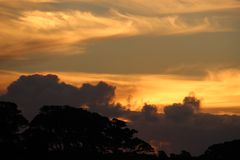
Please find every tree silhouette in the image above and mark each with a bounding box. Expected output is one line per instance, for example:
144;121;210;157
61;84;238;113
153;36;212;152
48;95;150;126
0;101;28;153
23;105;154;159
157;150;169;160
169;150;192;160
199;139;240;160
1;101;240;160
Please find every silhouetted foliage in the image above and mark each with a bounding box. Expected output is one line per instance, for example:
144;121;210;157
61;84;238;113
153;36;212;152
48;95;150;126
23;105;154;159
0;101;240;160
169;151;192;160
199;139;240;160
157;150;169;160
0;101;28;152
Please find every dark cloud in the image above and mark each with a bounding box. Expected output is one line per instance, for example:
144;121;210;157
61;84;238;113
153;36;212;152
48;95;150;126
140;104;159;121
1;74;240;155
164;96;200;121
129;100;240;155
164;103;194;121
0;74;115;119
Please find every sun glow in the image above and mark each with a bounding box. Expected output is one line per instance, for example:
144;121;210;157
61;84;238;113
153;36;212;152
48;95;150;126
1;69;240;114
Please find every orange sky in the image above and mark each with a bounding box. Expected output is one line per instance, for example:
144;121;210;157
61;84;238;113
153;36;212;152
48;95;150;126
1;69;240;115
0;0;240;115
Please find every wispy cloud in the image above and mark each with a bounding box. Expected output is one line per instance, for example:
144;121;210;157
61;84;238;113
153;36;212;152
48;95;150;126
0;0;238;59
102;0;240;15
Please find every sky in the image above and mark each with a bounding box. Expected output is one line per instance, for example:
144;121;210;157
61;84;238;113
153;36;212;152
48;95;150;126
0;0;240;111
1;0;240;154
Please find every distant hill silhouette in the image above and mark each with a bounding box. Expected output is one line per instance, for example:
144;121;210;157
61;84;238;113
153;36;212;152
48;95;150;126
0;101;239;160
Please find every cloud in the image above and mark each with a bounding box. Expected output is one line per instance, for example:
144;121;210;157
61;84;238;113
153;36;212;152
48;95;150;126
1;73;240;155
1;69;240;110
0;74;115;119
19;0;240;14
140;104;159;121
102;0;240;15
164;96;200;121
164;103;195;121
128;101;240;155
0;9;137;58
0;0;238;59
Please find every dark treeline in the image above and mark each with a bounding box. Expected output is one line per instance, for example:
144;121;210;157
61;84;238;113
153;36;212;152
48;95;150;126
0;101;240;160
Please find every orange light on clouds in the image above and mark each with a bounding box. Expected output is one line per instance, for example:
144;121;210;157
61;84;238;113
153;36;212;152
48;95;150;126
1;0;238;59
1;69;240;112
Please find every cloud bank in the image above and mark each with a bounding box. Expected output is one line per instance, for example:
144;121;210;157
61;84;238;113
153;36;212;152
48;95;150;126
0;74;115;118
1;74;240;155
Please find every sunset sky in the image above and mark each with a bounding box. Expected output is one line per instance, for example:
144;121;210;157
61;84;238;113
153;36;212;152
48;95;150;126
1;0;240;114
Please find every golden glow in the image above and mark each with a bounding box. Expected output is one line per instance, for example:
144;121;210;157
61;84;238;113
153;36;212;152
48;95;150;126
115;117;132;123
0;71;23;93
1;69;240;113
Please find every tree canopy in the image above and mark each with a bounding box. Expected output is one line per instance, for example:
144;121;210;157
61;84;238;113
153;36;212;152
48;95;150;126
0;102;28;152
24;105;154;155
